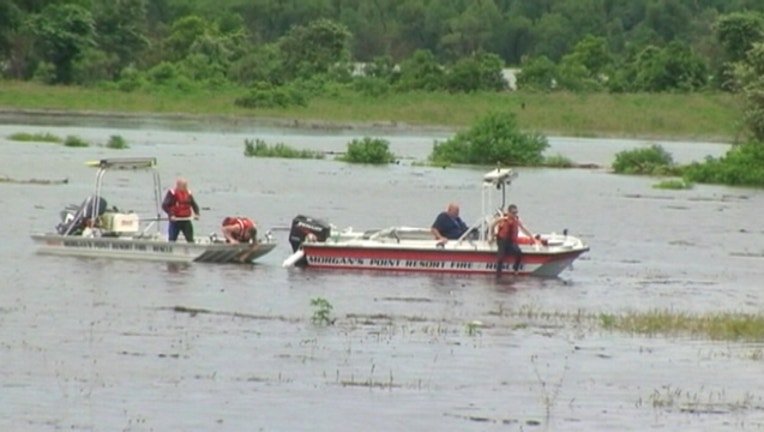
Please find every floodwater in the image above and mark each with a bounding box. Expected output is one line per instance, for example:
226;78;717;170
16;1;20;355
1;115;764;431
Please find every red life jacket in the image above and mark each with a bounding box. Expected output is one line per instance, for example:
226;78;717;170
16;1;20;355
497;217;519;241
169;189;193;218
223;217;256;239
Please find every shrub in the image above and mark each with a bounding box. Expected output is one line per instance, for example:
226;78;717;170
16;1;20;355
106;135;129;149
653;179;693;189
243;139;324;159
8;132;62;143
612;144;679;175
543;153;574;168
63;135;90;147
338;137;397;164
429;111;549;165
682;142;764;187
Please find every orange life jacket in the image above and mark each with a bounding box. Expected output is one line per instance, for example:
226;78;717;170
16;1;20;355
169;189;193;218
497;217;519;241
223;217;256;239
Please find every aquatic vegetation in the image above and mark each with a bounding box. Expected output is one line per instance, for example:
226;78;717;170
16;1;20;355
542;153;574;168
337;137;397;164
642;385;764;414
599;309;764;341
63;135;90;147
465;320;483;336
652;178;693;189
310;297;334;326
243;138;324;159
429;111;549;166
105;135;129;149
612;144;680;175
8;132;62;143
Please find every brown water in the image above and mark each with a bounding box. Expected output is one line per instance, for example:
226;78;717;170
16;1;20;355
1;117;764;431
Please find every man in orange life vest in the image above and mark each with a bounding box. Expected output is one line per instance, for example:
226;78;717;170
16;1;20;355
161;178;200;242
221;217;258;244
490;204;539;275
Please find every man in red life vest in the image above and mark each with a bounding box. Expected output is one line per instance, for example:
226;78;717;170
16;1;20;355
161;178;200;242
490;204;539;276
221;217;258;244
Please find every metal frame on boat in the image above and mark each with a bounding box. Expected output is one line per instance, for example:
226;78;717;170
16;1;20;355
283;168;589;277
30;157;276;264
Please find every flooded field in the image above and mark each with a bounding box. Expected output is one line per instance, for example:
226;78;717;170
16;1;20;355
1;116;763;431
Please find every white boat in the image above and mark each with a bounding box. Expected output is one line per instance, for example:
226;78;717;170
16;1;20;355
30;157;276;264
283;168;589;277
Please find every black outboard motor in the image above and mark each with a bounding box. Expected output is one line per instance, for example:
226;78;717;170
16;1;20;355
288;215;331;252
56;196;108;235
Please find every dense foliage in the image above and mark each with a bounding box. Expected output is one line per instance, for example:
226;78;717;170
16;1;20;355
683;142;764;186
339;137;397;164
429;111;548;166
3;0;764;185
243;139;324;159
1;0;763;94
611;144;678;175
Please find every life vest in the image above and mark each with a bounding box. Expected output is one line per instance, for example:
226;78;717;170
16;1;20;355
497;217;519;241
223;217;256;240
168;188;193;218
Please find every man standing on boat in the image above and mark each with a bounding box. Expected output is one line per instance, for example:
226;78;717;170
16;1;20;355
162;178;200;242
431;202;469;246
491;204;538;275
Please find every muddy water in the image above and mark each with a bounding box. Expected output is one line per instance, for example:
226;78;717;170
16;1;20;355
1;117;763;431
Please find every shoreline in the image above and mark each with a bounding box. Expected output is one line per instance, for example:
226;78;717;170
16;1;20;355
0;107;734;144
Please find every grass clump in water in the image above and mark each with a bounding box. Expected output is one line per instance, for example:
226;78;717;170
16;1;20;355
543;153;574;168
337;137;397;164
310;297;334;326
105;135;129;149
244;138;324;159
8;132;62;143
599;309;764;341
612;144;681;175
652;178;693;189
63;135;90;147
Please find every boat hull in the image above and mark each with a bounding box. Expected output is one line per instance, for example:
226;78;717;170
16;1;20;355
299;243;587;277
31;234;277;264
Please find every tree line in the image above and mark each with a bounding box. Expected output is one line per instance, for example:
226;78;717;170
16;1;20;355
1;0;764;141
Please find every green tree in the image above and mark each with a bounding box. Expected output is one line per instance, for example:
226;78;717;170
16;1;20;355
429;111;549;166
396;49;444;91
278;18;352;80
731;42;764;142
715;11;764;63
445;50;506;93
439;0;502;60
515;55;557;91
28;3;95;83
93;0;150;76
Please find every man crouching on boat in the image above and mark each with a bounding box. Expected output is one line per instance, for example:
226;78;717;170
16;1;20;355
221;216;258;244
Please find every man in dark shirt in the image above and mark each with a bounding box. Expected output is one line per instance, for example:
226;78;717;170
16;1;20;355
431;202;469;245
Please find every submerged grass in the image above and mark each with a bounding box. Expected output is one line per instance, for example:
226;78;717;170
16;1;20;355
509;305;764;341
8;132;63;143
599;310;764;341
0;81;741;141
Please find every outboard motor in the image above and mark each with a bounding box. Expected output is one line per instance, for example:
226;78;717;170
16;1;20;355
56;196;108;235
288;215;331;252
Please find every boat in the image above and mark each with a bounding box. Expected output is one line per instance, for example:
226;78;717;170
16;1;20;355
282;168;589;277
30;157;277;264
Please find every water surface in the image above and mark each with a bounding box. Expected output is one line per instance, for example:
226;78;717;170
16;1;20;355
1;117;762;431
